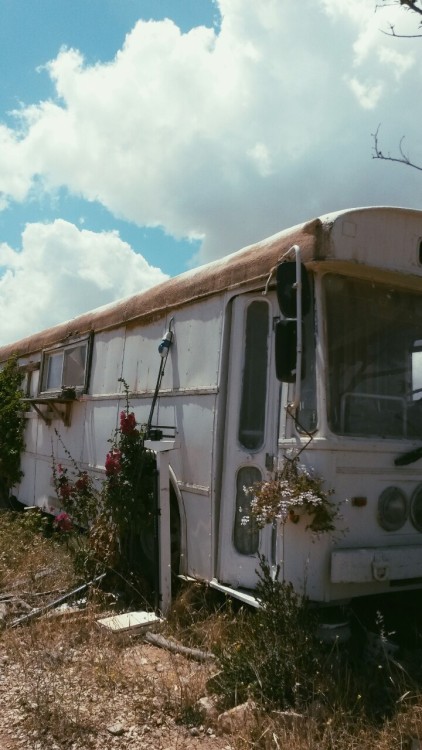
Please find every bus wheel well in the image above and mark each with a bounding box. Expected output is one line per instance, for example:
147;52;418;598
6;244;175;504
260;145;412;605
169;481;181;576
138;479;182;580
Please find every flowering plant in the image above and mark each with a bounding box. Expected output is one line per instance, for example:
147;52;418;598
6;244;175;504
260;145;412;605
245;459;338;534
52;458;97;529
51;379;156;574
102;379;156;539
105;449;121;476
53;511;73;532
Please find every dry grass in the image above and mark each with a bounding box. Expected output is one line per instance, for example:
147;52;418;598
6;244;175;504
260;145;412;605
0;511;226;748
1;598;224;748
1;510;422;750
0;510;77;600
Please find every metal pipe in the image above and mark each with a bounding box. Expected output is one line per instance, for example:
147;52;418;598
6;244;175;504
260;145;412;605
289;245;302;412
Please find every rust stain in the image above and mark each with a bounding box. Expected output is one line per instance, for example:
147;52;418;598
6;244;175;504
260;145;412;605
0;219;321;361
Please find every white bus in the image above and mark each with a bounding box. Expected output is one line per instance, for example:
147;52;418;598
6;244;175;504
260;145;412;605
1;206;422;607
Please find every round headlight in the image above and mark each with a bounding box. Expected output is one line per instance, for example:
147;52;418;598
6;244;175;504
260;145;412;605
410;484;422;533
378;486;408;531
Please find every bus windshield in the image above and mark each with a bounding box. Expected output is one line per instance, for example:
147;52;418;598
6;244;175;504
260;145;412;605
324;274;422;440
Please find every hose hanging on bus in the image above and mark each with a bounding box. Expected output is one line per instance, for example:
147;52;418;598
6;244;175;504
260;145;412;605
147;317;174;439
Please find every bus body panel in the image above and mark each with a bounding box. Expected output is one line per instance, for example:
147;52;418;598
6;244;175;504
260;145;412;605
1;206;422;603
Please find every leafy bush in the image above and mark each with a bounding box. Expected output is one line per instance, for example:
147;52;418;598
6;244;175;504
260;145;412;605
52;379;157;587
101;379;156;545
0;355;25;503
211;557;422;724
213;556;323;710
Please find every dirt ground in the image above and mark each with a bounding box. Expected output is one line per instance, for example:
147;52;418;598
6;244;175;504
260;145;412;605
0;610;235;750
0;514;242;750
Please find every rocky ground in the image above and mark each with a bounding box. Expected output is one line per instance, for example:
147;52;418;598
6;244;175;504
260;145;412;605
0;515;248;750
0;605;239;750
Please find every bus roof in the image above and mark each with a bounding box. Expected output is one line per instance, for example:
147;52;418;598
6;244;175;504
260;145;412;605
2;204;421;361
0;217;321;361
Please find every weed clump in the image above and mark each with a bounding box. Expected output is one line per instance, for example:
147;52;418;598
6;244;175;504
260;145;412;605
0;355;25;505
213;556;323;711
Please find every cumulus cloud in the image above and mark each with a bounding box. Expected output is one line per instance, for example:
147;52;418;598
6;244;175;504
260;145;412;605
0;220;168;345
348;78;384;110
0;0;421;281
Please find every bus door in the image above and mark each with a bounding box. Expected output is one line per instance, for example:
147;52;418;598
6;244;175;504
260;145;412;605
217;293;280;590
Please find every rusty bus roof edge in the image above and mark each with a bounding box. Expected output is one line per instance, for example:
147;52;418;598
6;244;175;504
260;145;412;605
0;217;322;361
4;203;422;363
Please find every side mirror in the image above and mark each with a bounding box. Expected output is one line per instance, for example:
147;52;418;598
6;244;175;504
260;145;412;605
276;261;311;318
275;320;306;382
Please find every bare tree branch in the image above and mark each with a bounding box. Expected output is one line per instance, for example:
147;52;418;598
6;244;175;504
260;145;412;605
377;0;422;11
372;125;422;171
372;2;422;172
380;24;422;36
376;0;422;25
399;0;422;18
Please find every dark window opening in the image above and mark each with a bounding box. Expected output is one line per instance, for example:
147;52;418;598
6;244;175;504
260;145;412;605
324;275;422;440
238;300;269;451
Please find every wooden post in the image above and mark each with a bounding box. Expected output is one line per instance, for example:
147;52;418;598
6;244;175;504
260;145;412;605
144;440;177;615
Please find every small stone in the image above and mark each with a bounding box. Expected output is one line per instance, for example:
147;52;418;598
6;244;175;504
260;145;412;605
217;700;256;735
107;723;126;736
190;727;200;736
197;696;219;723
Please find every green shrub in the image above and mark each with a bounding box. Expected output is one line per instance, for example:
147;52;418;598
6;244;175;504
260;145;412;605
52;379;157;592
0;356;25;502
213;556;323;710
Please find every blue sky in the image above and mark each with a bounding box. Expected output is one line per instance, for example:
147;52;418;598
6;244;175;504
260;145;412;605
0;0;421;345
0;0;219;276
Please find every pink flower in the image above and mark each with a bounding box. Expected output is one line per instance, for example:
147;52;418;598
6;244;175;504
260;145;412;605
75;473;89;491
59;483;72;500
105;449;121;476
54;512;73;532
120;411;137;435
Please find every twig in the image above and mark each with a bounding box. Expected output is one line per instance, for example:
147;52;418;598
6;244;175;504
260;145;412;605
144;631;215;662
372;124;422;171
9;572;106;628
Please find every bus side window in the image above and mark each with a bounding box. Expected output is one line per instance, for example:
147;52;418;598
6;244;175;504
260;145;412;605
411;343;422;399
238;300;269;450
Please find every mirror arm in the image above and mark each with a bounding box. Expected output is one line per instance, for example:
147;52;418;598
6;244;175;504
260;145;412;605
290;245;302;412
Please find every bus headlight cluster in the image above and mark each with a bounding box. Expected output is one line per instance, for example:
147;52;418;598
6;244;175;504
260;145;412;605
378;487;408;531
410;484;422;533
378;484;422;532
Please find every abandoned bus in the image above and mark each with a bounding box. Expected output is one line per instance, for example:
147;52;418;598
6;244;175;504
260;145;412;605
1;206;421;608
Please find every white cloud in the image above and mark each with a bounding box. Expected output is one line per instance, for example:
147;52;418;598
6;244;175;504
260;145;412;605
0;0;421;315
0;221;168;345
247;142;273;177
378;46;415;80
348;77;384;110
321;0;419;71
